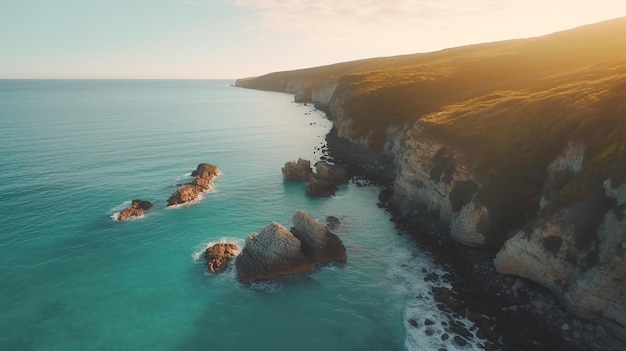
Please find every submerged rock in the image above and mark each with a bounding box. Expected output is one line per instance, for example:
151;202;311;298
116;199;153;220
291;210;346;263
282;158;313;181
235;222;314;282
167;163;219;206
203;243;240;273
326;216;341;230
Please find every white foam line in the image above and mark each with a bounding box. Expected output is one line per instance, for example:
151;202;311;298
384;245;484;351
109;200;131;213
191;237;244;262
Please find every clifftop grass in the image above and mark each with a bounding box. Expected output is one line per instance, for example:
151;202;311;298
237;17;626;241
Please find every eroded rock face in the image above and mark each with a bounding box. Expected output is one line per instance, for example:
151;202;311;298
495;190;626;327
116;199;153;220
203;243;240;273
493;144;626;333
315;161;349;184
168;163;219;206
282;158;313;181
305;162;349;197
391;125;487;246
306;174;337;197
291;210;346;263
235;222;314;282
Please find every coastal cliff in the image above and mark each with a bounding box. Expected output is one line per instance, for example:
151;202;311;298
236;17;626;343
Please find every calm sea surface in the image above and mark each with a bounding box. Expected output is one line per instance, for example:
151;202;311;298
0;80;479;351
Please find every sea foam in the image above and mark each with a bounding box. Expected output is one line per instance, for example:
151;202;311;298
390;246;483;351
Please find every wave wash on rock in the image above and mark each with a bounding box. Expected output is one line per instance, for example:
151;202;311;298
235;211;347;282
235;222;314;282
167;163;220;206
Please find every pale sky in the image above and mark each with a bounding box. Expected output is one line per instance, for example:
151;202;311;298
1;0;625;79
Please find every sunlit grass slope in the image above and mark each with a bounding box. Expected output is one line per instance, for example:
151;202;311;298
238;17;626;240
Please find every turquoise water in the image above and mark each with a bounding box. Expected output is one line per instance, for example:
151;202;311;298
0;80;478;351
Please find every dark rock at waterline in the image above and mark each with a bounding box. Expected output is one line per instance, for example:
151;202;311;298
449;320;473;339
203;243;240;273
432;287;466;312
167;163;219;206
116;199;153;220
235;222;314;282
314;161;349;185
326;216;340;230
454;336;468;347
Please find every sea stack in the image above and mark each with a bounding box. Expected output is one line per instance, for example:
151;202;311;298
235;210;347;282
116;199;153;220
282;158;313;181
167;163;220;206
203;243;240;273
235;222;314;282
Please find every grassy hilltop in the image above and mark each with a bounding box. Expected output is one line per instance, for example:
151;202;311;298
237;17;626;242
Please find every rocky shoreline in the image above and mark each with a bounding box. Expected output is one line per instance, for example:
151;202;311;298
323;127;624;351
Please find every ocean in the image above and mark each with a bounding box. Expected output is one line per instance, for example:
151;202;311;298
0;80;480;351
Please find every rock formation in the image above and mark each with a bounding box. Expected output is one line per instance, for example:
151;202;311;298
291;210;346;263
314;161;349;184
235;222;314;282
306;174;337;197
203;243;240;273
235;211;347;282
116;199;153;220
282;158;313;181
168;163;219;206
305;161;349;197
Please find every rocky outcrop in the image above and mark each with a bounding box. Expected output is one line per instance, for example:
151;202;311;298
235;211;347;282
282;158;313;181
305;161;349;197
235;222;314;282
168;163;220;206
291;210;347;263
116;199;153;220
203;243;240;273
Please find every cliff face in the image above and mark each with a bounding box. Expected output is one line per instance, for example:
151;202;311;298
390;124;487;246
494;175;626;326
236;17;626;337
